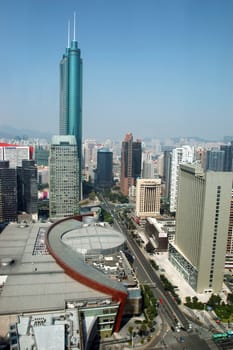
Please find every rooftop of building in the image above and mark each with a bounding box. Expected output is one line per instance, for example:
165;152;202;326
9;294;123;350
46;218;130;297
147;217;167;238
51;135;77;146
146;217;176;237
62;221;126;255
13;313;67;350
0;222;112;315
0;219;138;316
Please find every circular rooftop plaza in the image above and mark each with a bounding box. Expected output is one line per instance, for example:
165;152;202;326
62;222;126;256
46;216;128;332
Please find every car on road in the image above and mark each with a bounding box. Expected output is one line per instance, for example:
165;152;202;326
215;318;221;324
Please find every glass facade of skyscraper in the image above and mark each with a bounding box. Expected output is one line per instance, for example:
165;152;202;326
60;37;82;200
95;148;113;190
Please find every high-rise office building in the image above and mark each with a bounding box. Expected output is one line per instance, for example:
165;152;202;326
83;139;97;169
204;144;233;172
95;148;113;190
169;145;194;213
0;161;17;222
220;143;233;171
59;17;82;200
49;136;79;219
169;164;232;293
163;148;172;200
205;149;225;171
135;178;161;220
34;146;49;166
157;153;164;178
120;133;142;196
195;147;206;170
37;167;49;186
142;152;155;179
17;160;38;221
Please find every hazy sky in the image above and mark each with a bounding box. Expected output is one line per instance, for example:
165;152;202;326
0;0;233;141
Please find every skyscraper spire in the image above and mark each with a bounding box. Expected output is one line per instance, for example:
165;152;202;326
73;12;76;41
60;12;83;201
67;20;70;48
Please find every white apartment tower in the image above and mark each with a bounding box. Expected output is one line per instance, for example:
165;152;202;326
169;163;232;293
136;178;161;220
83;139;97;169
0;145;30;168
142;152;155;179
169;145;194;212
49;136;79;219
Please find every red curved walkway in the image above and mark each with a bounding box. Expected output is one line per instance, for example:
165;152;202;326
45;215;128;331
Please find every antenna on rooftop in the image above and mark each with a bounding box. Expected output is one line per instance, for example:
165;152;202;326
73;12;76;41
67;20;70;48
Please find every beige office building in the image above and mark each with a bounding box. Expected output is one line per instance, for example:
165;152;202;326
135;178;161;220
169;163;232;293
225;191;233;269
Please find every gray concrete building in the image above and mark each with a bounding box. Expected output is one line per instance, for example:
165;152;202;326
169;163;232;293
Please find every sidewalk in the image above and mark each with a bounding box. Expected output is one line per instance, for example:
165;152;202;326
136;229;223;304
136;230;203;302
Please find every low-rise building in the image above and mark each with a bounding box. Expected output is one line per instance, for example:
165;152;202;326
0;216;142;349
145;217;169;251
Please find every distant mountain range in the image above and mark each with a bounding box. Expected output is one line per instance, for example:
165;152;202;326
0;125;228;144
0;125;53;140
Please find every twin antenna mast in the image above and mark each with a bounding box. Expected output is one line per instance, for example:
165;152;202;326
67;12;76;48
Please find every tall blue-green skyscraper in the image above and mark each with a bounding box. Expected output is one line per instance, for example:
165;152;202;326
60;16;82;200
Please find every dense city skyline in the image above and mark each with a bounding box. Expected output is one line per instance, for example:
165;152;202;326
0;0;233;141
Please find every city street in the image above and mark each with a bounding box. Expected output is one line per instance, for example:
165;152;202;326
100;196;221;349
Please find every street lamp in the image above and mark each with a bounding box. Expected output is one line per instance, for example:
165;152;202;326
131;331;134;348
